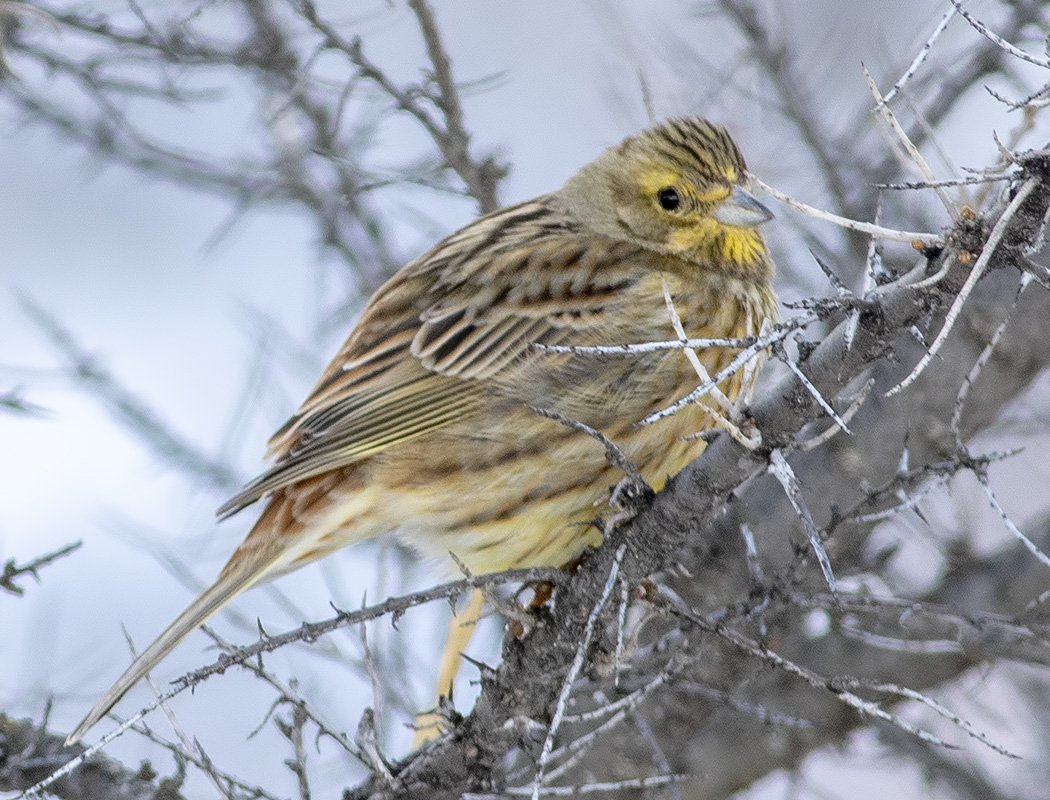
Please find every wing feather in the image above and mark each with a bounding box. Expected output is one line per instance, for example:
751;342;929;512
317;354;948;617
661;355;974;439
218;197;653;517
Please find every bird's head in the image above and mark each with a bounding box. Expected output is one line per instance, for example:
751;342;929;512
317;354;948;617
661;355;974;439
559;117;774;277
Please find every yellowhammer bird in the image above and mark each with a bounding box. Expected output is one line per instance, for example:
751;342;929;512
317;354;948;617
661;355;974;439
67;117;777;745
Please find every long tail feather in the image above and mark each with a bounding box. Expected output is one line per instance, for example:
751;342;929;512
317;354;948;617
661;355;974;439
67;470;374;746
65;552;278;745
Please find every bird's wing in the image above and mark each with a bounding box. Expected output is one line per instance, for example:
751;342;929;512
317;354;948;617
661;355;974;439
218;199;649;517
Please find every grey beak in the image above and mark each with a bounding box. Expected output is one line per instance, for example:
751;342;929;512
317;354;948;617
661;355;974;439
713;185;774;227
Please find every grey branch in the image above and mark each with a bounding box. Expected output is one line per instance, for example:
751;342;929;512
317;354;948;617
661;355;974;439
343;150;1050;799
0;541;81;597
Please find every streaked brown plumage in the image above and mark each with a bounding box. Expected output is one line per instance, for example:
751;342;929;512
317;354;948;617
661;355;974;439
67;117;777;745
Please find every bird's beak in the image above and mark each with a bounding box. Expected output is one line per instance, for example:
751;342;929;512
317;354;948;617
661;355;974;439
713;185;774;227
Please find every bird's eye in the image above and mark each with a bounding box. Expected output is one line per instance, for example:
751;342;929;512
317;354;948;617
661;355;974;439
657;187;680;210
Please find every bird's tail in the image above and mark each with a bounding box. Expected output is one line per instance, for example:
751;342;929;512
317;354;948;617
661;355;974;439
65;526;287;745
66;469;378;746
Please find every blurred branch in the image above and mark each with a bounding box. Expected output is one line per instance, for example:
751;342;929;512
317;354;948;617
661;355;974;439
0;386;47;417
716;0;850;211
4;0;508;293
297;0;506;215
0;713;188;800
0;541;81;597
4;0;512;496
406;0;504;214
128;717;285;800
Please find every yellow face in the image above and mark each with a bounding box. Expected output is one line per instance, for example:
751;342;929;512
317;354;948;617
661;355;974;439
604;119;771;273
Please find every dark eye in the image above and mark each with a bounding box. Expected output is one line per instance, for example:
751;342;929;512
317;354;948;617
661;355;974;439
657;187;680;210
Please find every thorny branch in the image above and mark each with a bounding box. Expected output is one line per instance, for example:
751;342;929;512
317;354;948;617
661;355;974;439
174;568;562;692
723;0;1049;271
339;149;1050;799
18;568;564;798
0;541;82;597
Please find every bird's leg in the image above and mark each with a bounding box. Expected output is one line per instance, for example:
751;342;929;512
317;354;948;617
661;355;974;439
412;587;485;747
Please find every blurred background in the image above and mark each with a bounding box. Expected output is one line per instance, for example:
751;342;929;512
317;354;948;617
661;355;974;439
3;1;1050;798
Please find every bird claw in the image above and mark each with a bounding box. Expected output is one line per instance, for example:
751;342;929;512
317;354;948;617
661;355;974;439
605;474;655;531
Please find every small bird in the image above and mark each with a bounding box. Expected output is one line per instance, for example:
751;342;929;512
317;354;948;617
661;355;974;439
67;117;777;745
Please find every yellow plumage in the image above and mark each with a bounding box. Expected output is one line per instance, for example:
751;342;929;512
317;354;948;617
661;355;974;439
67;117;778;745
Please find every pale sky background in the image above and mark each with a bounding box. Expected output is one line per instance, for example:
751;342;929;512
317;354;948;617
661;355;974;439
3;1;1048;798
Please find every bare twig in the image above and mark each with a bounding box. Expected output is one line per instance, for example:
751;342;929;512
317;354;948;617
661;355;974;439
176;568;561;687
535;335;759;355
277;698;312;800
752;176;942;244
776;345;852;434
864;63;960;221
948;0;1050;69
952;273;1033;445
880;6;957;106
643;309;821;425
768;449;836;593
468;774;689;798
831;677;1015;757
978;474;1050;572
298;0;504;214
129;721;283;800
875;174;1012;190
532;408;646;487
888;175;1040;395
201;626;366;761
1;541;81;597
659;593;958;750
535;664;681;784
531;544;626;800
406;0;502;213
